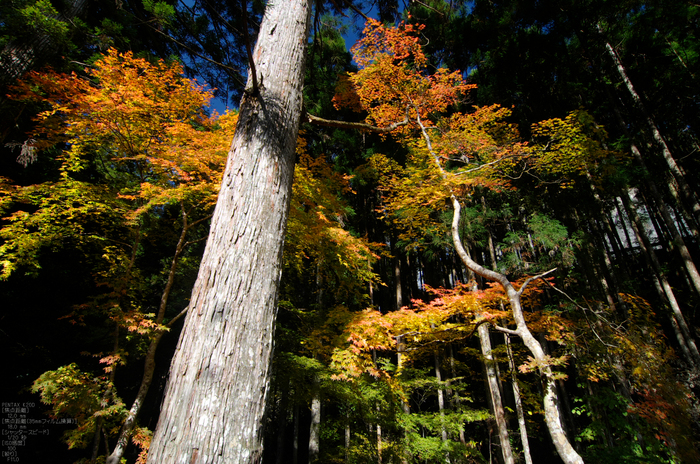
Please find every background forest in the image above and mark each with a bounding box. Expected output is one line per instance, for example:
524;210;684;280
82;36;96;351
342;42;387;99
1;0;699;463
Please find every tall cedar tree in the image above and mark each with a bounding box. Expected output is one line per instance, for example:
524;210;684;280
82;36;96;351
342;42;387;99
146;1;312;462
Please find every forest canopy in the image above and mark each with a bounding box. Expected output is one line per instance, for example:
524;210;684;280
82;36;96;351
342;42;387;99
1;1;699;463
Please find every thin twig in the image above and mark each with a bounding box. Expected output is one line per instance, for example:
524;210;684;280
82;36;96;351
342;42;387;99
517;267;557;297
149;25;246;87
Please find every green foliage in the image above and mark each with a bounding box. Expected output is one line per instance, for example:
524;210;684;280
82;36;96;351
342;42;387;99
0;179;128;280
499;212;580;275
573;387;675;463
142;0;175;27
19;0;70;44
283;138;381;308
32;364;126;450
0;0;69;49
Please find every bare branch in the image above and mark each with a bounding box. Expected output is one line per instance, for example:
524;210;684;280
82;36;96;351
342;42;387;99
306;112;409;133
538;277;588;311
166;305;189;328
184;236;209;248
411;0;446;16
492;325;520;336
185;213;215;230
340;0;370;21
149;25;246;87
517;268;557;297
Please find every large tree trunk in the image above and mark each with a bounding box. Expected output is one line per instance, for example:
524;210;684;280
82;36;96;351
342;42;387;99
146;1;311;463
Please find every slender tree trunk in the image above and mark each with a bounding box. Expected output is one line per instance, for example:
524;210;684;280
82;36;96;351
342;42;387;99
619;193;700;366
585;214;619;311
479;324;515;464
394;241;404;310
397;335;411;464
293;403;300;464
600;28;700;226
107;206;201;464
376;414;382;464
585;187;630;313
447;344;466;445
505;334;533;464
308;380;321;463
275;379;289;464
481;220;520;463
90;418;102;464
433;349;449;443
146;2;311;462
345;421;351;463
614;199;635;251
414;114;584;464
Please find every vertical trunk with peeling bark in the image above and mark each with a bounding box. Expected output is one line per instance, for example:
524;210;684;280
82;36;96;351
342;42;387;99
146;2;311;463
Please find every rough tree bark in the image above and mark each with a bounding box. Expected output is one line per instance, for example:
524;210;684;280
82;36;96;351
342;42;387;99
146;1;312;462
